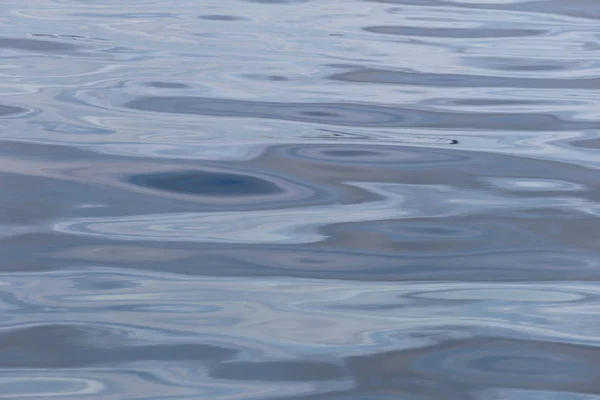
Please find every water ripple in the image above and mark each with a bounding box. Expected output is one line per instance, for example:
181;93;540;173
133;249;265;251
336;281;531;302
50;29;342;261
0;104;28;117
0;270;598;397
330;67;600;90
123;95;600;131
0;0;599;398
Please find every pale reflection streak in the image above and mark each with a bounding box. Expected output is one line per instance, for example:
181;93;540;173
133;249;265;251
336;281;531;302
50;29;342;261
3;269;600;350
0;270;598;398
53;181;600;244
0;377;104;398
0;368;221;400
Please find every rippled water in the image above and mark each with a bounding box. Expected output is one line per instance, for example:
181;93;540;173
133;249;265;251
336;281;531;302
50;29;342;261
1;0;599;398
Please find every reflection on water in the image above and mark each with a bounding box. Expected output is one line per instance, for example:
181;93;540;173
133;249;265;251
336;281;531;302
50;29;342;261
0;0;599;399
123;95;600;131
1;271;600;398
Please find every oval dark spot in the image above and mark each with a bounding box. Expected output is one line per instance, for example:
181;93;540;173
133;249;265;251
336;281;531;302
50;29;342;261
264;75;288;81
198;15;246;21
144;81;189;89
469;57;576;73
329;67;600;90
242;74;289;81
75;278;137;291
0;104;27;117
129;171;282;197
364;26;543;39
0;38;76;52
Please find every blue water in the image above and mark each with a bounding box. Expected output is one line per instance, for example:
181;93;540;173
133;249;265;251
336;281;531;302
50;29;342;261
0;0;600;398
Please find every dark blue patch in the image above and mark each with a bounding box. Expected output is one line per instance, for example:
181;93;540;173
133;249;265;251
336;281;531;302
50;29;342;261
129;170;282;196
198;15;247;21
0;38;76;52
0;104;27;117
144;81;189;88
211;361;346;381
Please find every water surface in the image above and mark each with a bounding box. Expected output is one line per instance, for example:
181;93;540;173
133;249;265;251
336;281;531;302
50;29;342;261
0;0;599;399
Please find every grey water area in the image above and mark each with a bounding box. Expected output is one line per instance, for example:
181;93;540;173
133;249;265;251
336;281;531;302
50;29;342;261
0;0;599;399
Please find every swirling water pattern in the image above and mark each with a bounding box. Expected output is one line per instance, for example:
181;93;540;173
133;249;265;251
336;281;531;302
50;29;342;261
0;0;599;399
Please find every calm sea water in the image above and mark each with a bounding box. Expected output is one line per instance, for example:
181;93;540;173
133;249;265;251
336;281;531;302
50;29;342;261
0;0;599;398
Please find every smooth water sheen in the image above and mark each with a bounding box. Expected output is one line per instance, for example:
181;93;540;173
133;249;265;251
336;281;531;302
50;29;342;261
0;0;599;399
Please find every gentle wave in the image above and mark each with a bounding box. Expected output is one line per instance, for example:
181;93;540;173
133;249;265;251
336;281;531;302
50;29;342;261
0;0;599;398
0;269;599;398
